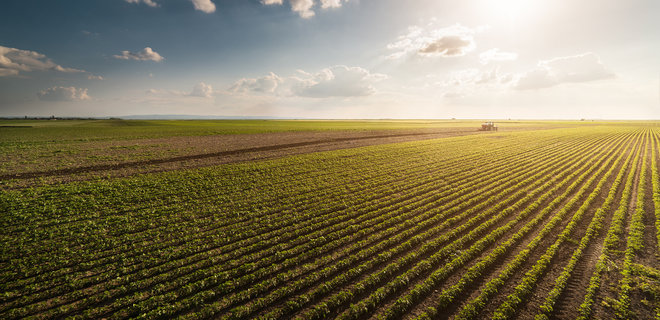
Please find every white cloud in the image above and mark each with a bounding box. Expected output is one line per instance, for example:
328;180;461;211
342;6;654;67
419;36;474;57
146;82;215;98
320;0;346;9
230;66;386;98
0;45;85;76
291;65;387;98
0;68;17;77
230;72;283;94
126;0;215;12
190;0;215;13
475;68;513;85
261;0;347;18
387;23;479;59
125;0;159;7
514;53;615;90
514;68;557;91
113;47;164;62
189;82;214;98
37;87;91;101
420;67;514;99
88;75;104;80
289;0;315;18
479;48;518;64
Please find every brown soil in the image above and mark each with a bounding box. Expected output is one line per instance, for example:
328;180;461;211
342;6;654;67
1;128;484;189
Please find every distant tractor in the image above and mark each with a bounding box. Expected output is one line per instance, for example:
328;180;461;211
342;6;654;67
480;121;498;131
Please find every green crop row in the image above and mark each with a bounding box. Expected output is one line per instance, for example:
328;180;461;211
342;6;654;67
533;130;642;319
453;131;642;320
489;131;636;320
614;131;650;319
136;133;583;320
575;132;646;320
348;131;629;320
3;125;655;320
2;129;548;286
414;131;637;320
2;132;570;318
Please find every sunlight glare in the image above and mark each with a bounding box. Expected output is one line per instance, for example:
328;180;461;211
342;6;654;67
480;0;543;25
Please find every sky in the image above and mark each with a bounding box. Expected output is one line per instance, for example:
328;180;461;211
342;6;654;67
1;0;659;119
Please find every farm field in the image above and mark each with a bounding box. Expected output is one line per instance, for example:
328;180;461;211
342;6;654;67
1;120;659;319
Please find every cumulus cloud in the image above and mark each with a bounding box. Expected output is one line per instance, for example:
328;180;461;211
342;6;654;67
37;87;91;101
479;48;518;64
289;0;315;18
146;82;215;98
476;68;513;85
0;68;17;77
320;0;346;9
126;0;216;13
291;65;387;98
0;45;85;76
189;82;214;98
422;67;513;99
125;0;158;7
261;0;347;18
387;23;479;59
514;53;615;90
113;47;164;62
230;72;283;94
441;68;511;87
419;36;474;57
230;66;386;98
190;0;215;13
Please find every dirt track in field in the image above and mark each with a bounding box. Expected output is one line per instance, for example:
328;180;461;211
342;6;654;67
1;127;491;189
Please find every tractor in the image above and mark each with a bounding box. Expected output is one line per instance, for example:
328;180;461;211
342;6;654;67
480;121;498;131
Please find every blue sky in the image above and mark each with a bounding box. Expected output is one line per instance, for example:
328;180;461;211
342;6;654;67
1;0;659;118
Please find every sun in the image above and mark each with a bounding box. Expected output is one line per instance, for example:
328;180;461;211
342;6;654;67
479;0;545;25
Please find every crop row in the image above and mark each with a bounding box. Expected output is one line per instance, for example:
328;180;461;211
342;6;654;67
342;131;632;320
1;130;584;318
450;130;643;320
233;130;630;320
3;126;654;320
614;131;649;319
111;129;599;320
414;130;641;320
533;130;644;319
575;132;646;319
2;130;561;283
489;131;637;319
